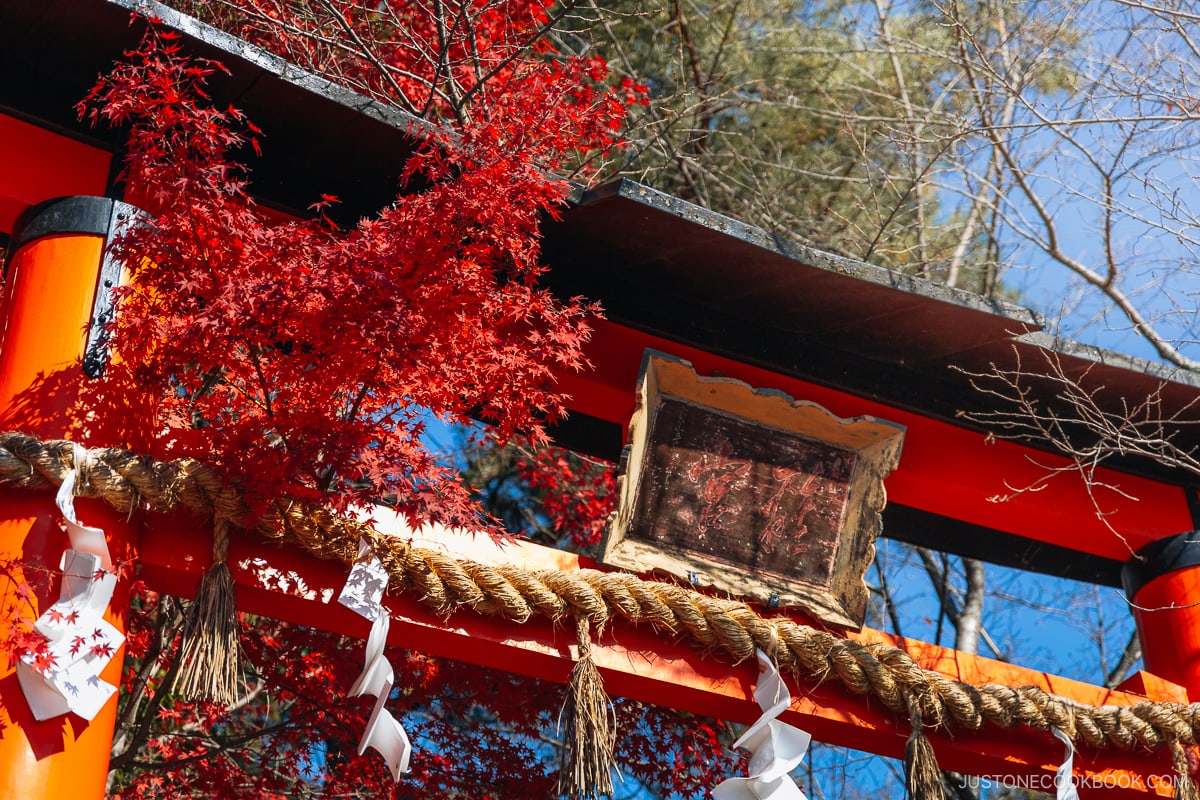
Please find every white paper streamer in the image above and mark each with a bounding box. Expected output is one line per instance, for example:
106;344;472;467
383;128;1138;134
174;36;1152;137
20;549;125;722
18;451;123;721
1053;728;1080;800
712;649;812;800
55;444;111;570
338;539;388;621
350;613;394;698
17;547;123;720
338;538;411;781
359;685;412;781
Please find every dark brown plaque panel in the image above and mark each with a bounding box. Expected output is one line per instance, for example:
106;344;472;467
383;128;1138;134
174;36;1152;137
601;352;905;628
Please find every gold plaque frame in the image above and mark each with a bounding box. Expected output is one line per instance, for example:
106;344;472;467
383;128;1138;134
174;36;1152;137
600;352;906;629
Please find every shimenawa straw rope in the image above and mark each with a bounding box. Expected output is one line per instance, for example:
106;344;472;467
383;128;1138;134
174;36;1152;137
3;431;1199;779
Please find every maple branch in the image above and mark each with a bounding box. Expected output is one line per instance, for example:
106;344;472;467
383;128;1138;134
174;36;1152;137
210;0;450;110
313;0;421;115
118;712;327;772
111;598;184;754
108;639;187;771
427;0;468;124
313;371;379;495
158;679;267;739
187;368;223;426
343;371;375;425
246;342;275;418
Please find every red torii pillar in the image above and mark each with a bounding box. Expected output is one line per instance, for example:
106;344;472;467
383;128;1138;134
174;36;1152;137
0;197;144;799
1125;531;1200;697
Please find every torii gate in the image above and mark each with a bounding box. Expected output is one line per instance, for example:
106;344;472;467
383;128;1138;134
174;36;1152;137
2;205;1197;797
4;2;1200;798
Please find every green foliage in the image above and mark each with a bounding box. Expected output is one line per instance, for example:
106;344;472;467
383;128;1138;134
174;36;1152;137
581;0;1077;294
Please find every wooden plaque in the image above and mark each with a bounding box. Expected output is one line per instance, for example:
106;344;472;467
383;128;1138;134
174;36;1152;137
600;352;905;628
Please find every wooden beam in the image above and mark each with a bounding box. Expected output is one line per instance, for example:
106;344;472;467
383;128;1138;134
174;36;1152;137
0;115;112;234
137;508;1187;798
558;320;1195;562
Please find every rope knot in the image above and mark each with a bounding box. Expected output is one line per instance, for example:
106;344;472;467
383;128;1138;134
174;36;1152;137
71;442;93;496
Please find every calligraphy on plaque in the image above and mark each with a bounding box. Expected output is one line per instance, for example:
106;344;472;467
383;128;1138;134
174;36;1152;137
601;352;906;629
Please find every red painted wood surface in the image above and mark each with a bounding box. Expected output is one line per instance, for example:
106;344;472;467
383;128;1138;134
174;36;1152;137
0;231;143;800
1133;567;1200;696
138;511;1189;797
0;115;111;234
557;320;1195;561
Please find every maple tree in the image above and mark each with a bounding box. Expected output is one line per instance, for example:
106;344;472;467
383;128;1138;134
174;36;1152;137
0;2;741;797
77;21;619;523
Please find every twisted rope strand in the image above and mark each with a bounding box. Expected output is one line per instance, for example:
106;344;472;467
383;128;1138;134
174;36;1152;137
3;431;1196;754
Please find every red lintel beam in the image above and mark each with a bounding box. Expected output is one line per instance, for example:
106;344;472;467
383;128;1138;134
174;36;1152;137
557;320;1194;562
136;509;1185;797
0;114;112;234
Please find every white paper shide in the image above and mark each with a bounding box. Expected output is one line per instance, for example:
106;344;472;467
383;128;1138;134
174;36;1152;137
712;649;813;800
17;452;124;721
337;539;412;781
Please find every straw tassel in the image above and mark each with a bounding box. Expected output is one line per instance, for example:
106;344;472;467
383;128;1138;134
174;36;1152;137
173;518;241;705
1171;741;1199;800
557;616;617;800
904;696;946;800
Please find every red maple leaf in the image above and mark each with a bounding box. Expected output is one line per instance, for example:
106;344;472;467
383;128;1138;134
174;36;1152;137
32;650;58;673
